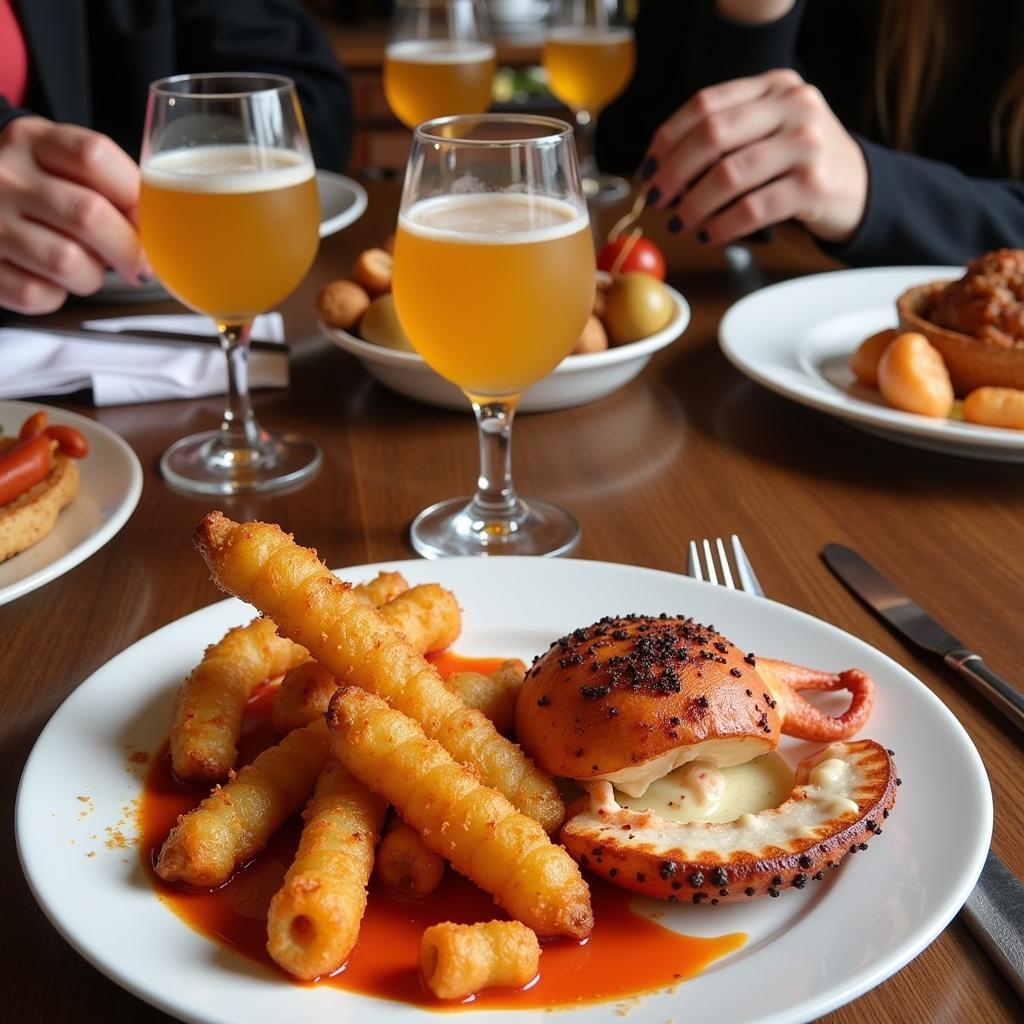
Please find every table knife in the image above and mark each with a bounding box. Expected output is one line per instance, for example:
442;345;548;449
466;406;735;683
822;542;1024;997
821;542;1024;734
12;324;284;353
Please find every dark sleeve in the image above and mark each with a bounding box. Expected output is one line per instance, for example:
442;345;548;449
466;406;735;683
174;0;352;171
596;0;806;174
0;98;31;137
825;137;1024;266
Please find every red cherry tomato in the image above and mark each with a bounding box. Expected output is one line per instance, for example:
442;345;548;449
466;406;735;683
597;236;666;281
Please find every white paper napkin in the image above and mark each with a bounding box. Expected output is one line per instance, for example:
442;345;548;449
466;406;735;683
0;313;288;407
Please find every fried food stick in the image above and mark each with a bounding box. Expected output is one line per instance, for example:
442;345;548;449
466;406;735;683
270;582;463;735
170;617;308;783
327;686;592;939
351;570;409;607
193;513;564;833
444;659;526;736
155;723;329;888
375;815;446;895
420;921;540;1000
266;760;387;980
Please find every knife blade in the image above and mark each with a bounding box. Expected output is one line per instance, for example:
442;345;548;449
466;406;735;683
14;325;284;353
821;543;1024;734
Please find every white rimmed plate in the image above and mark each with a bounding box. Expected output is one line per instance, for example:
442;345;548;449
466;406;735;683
719;265;1024;462
321;282;690;413
90;171;367;303
0;400;142;605
17;557;989;1024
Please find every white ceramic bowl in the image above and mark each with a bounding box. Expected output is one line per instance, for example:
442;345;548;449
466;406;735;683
320;280;689;413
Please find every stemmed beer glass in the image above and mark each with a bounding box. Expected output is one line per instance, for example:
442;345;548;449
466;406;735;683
392;115;595;558
543;0;636;203
384;0;496;130
140;74;321;494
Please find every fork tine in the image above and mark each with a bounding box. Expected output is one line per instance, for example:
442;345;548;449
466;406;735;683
701;539;719;585
687;540;702;581
731;535;765;597
715;537;735;589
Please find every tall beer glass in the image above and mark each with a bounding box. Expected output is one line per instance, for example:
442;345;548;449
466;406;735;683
392;115;595;558
140;74;321;494
384;0;495;130
544;0;636;203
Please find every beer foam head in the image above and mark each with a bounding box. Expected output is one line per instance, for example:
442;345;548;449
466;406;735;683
142;145;313;192
547;26;634;44
386;39;496;63
400;193;589;244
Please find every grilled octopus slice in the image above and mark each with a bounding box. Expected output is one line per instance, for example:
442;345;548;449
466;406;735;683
561;739;898;904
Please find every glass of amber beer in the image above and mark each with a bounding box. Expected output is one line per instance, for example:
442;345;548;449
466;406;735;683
392;114;595;558
544;0;636;203
140;74;321;494
384;0;496;130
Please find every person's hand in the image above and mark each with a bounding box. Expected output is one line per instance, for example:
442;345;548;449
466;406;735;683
642;69;868;247
0;116;148;314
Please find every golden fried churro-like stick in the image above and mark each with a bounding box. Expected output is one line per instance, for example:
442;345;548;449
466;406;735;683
272;660;339;735
377;583;461;655
266;760;387;980
420;920;540;1000
351;570;409;607
327;686;592;939
193;513;564;833
156;723;329;888
444;659;526;736
375;815;446;895
170;618;308;783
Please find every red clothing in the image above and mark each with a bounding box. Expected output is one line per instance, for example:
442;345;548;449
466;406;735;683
0;0;28;107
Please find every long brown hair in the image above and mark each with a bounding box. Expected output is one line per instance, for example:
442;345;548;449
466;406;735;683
875;0;1024;177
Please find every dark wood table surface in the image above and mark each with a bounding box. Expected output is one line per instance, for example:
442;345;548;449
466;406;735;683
2;179;1021;1024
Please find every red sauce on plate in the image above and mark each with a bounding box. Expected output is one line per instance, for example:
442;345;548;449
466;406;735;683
141;655;745;1009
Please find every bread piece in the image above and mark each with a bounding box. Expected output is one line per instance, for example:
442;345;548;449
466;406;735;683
0;438;79;562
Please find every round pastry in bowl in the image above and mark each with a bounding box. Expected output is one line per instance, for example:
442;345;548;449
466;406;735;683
897;249;1024;395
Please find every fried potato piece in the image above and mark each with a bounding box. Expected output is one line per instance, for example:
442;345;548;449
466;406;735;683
420;920;540;1000
266;760;387;980
327;686;592;939
193;513;564;833
444;659;526;736
375;815;446;895
170;618;308;784
272;660;339;735
351;570;409;607
155;723;329;888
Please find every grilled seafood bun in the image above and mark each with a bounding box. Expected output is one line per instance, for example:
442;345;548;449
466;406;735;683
515;615;780;797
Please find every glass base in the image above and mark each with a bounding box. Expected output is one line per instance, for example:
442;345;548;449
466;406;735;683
160;429;321;495
582;171;631;204
410;496;580;559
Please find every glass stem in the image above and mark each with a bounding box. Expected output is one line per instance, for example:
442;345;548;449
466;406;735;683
575;109;598;180
212;322;270;465
468;397;523;528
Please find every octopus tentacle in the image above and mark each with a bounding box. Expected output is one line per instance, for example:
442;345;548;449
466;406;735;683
759;659;875;742
560;739;897;904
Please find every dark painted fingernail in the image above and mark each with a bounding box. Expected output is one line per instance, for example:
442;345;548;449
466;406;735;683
639;156;658;181
645;186;661;206
667;215;683;235
697;229;710;244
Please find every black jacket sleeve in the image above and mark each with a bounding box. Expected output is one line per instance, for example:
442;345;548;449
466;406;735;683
173;0;352;171
827;136;1024;266
0;98;30;138
596;0;805;174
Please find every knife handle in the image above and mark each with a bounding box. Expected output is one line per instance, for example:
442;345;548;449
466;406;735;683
960;851;1024;999
945;651;1024;734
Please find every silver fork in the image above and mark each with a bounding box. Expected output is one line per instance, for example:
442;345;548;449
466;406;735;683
686;533;1024;998
686;535;764;597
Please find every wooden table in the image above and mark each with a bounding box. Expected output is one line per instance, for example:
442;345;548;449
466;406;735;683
2;179;1022;1024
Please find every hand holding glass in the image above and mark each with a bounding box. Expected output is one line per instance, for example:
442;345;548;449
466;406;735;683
392;115;595;558
140;74;320;494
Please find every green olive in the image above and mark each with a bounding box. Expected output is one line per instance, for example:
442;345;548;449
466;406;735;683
359;294;415;352
603;273;674;345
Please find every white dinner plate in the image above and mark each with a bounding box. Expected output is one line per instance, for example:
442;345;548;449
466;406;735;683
17;556;990;1023
90;171;368;303
321;281;690;413
719;265;1024;462
0;400;142;605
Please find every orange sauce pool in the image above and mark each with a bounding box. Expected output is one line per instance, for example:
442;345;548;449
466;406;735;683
142;655;746;1009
